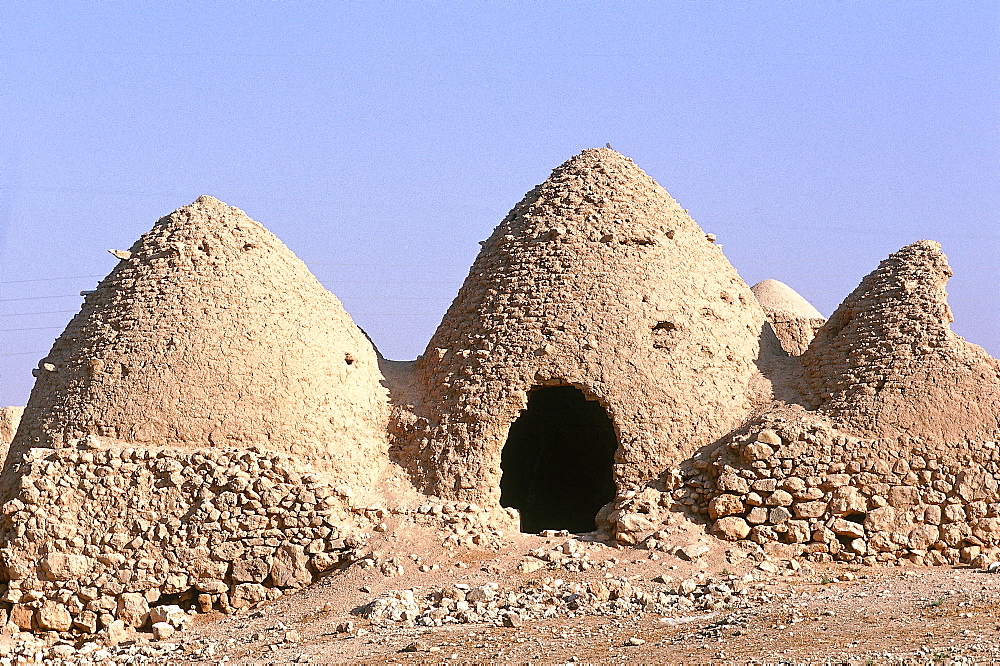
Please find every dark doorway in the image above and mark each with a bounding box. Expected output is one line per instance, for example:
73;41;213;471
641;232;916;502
500;386;618;533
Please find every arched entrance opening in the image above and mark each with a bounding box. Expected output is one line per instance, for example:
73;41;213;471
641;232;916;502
500;386;618;533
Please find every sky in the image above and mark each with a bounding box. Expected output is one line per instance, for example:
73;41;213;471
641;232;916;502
1;1;997;406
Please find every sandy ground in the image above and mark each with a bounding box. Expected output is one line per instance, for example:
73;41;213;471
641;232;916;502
154;523;1000;665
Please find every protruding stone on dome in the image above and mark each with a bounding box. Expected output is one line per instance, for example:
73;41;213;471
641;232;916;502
751;279;825;356
8;196;388;485
0;406;22;468
394;148;767;508
800;240;1000;440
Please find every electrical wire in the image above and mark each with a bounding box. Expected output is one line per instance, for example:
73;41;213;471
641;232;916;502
0;294;81;302
0;311;77;317
0;275;103;284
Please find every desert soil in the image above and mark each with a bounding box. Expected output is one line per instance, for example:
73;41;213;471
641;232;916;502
155;529;1000;665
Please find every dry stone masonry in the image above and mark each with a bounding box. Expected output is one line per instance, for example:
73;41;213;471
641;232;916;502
692;408;1000;567
0;437;376;633
0;148;998;641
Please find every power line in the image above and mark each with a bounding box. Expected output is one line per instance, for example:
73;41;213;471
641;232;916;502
352;313;440;316
0;313;443;331
337;297;452;301
0;294;81;302
0;326;65;332
317;280;458;284
1;350;49;357
0;310;77;317
0;275;103;285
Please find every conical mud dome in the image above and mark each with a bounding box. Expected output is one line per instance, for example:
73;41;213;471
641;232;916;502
9;196;388;483
397;148;766;504
751;279;825;356
800;240;1000;440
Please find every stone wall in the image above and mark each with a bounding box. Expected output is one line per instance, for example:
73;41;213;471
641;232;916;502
690;409;1000;566
0;438;372;633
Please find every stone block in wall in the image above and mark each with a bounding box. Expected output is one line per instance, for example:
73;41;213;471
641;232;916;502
786;520;811;543
939;523;971;547
793;500;827;519
828;486;867;516
888;486;921;507
972;517;1000;541
270;545;311;588
232;558;269;583
707;494;744;519
711;517;750;540
907;524;941;550
10;605;33;631
830;518;865;539
956;467;999;502
116;594;149;629
40;553;94;581
230;583;268;609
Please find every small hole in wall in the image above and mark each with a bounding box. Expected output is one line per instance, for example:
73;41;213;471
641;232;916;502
344;353;355;365
844;512;867;524
651;321;677;349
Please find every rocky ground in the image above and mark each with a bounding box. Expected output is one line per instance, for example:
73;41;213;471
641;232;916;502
2;516;1000;665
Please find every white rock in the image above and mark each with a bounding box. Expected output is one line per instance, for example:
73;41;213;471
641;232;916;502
151;622;175;640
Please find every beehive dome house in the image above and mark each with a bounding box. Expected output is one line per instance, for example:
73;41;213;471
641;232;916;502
800;240;1000;441
7;196;389;488
394;148;768;532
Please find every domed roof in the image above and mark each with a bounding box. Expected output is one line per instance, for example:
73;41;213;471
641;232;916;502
800;240;1000;440
752;279;823;320
751;279;825;356
9;196;388;483
398;148;767;499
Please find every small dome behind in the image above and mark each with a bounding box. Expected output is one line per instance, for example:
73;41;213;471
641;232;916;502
751;279;823;320
751;279;825;356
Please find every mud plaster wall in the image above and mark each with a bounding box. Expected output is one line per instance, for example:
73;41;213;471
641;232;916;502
766;317;825;357
0;440;370;633
687;411;1000;566
8;196;389;492
393;148;767;503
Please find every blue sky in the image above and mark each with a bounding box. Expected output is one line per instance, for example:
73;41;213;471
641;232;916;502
1;1;997;405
